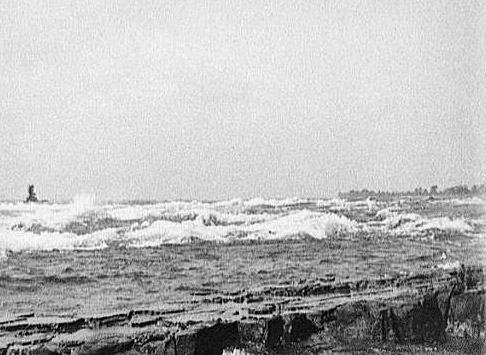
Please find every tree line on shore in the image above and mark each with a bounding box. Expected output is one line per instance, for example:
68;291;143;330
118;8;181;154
338;184;486;200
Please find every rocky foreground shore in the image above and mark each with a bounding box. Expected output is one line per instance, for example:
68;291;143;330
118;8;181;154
1;264;484;355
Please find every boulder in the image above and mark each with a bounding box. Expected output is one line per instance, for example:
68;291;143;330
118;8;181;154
282;313;318;342
330;301;382;343
194;322;238;355
238;318;266;344
449;289;485;338
175;321;238;355
264;316;284;348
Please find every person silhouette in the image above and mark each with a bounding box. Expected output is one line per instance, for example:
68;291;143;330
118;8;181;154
25;185;39;202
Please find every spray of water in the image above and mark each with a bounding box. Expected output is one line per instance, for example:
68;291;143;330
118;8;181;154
70;194;97;214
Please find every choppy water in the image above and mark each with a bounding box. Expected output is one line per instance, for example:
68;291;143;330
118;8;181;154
1;195;485;254
0;195;485;316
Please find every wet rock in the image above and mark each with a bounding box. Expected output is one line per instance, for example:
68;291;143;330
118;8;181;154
85;313;131;328
175;326;200;355
0;314;34;326
140;339;174;355
0;265;484;354
0;318;84;334
450;289;485;324
331;301;382;343
5;345;59;355
194;321;238;355
139;340;164;354
412;291;448;342
72;337;133;355
238;318;266;345
5;346;22;355
175;321;240;355
449;289;486;338
305;308;337;330
282;313;318;342
380;302;411;342
132;329;170;348
27;344;61;355
264;316;284;348
115;350;143;355
8;334;53;348
299;331;339;353
130;316;164;328
237;316;285;349
247;303;276;316
244;294;263;304
377;289;457;343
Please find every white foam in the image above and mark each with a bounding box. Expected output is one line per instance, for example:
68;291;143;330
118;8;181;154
71;194;97;213
375;207;403;219
417;217;473;233
0;228;117;252
375;213;474;236
5;203;102;233
436;261;461;270
245;210;357;240
0;249;8;261
122;210;357;248
0;196;482;252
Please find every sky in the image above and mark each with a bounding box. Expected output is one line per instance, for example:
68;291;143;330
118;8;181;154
1;0;485;201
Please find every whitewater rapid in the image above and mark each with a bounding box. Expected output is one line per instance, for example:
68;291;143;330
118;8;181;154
0;195;484;253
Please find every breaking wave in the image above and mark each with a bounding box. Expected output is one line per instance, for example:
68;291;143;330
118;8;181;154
0;196;483;252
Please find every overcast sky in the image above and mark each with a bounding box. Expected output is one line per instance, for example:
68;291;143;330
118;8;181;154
1;0;485;201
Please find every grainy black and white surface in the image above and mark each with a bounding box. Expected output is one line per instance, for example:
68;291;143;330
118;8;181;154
1;1;485;354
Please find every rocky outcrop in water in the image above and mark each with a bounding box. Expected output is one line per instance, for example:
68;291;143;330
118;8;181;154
25;185;38;203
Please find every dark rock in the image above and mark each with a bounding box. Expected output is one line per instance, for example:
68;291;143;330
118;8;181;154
175;328;198;355
194;321;238;355
238;318;266;344
55;318;86;334
331;301;382;343
449;289;486;338
411;291;448;342
245;295;263;304
282;313;318;342
264;316;284;348
305;308;337;330
298;331;339;352
25;185;39;203
383;290;455;343
450;290;485;324
140;338;174;355
85;313;131;328
72;337;133;355
133;329;169;348
28;344;61;355
384;301;416;342
115;350;143;355
174;321;239;355
0;317;85;334
247;303;276;316
465;266;484;290
130;316;164;328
